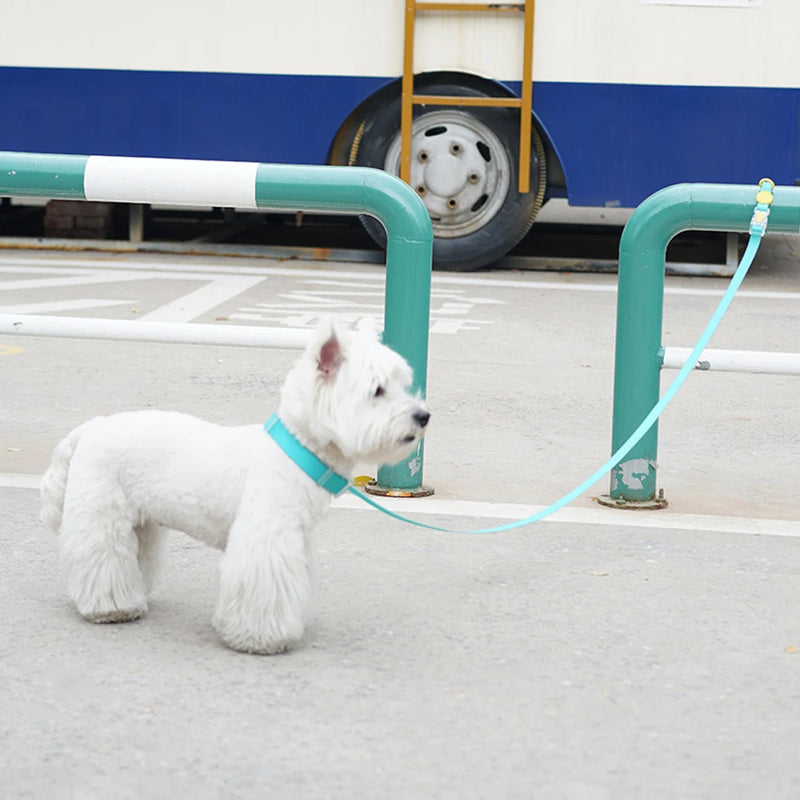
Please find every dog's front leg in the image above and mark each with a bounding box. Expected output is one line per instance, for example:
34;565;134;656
212;498;311;655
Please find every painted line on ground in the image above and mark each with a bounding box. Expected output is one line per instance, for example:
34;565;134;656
0;298;137;314
3;472;797;538
3;255;799;301
2;473;40;489
138;275;264;323
0;271;150;291
0;261;266;324
333;494;800;538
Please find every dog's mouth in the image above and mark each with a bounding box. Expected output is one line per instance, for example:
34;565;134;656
399;410;429;445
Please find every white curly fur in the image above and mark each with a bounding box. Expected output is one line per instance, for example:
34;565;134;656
41;318;429;654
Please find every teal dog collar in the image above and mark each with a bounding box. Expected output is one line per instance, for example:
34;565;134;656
264;414;349;496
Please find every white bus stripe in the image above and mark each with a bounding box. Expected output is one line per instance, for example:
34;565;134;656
1;1;795;88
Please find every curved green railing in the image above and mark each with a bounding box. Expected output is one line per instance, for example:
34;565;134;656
609;182;800;504
0;151;433;492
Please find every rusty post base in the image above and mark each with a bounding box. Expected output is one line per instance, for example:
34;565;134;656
596;489;668;510
364;481;435;498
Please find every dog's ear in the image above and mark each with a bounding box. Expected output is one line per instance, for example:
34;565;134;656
311;318;345;379
317;332;343;378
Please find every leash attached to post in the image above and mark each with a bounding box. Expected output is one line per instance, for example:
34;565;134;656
344;178;776;534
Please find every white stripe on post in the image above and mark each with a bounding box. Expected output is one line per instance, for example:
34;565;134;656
83;156;259;208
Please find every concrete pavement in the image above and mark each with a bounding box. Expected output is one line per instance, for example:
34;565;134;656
1;243;798;798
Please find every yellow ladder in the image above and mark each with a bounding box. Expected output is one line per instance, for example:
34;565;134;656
400;1;535;193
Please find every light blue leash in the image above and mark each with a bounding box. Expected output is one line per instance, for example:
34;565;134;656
269;180;774;534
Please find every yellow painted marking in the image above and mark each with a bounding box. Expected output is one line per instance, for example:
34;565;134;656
0;345;24;357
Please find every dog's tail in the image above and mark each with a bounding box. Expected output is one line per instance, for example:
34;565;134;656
41;423;87;533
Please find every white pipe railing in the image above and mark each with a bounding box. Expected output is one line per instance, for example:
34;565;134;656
0;314;311;349
662;347;800;375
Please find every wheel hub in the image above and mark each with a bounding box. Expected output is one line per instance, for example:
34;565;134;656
384;110;511;238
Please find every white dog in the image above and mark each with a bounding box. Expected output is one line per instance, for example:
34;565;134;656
41;318;429;654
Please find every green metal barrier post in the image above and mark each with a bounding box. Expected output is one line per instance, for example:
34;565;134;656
607;182;800;506
0;151;433;493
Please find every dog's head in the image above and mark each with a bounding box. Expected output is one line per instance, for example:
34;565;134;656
279;318;429;469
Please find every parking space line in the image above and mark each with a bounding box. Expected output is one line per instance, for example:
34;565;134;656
138;275;265;322
0;272;146;291
1;473;40;489
0;298;136;314
332;494;800;538
3;472;797;538
3;253;798;300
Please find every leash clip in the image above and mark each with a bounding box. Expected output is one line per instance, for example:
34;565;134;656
750;178;775;237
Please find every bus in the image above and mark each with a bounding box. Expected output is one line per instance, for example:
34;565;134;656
1;0;798;270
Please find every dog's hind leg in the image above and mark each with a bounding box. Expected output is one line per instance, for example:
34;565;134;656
59;477;148;623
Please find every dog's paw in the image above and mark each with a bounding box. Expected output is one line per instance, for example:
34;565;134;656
221;634;294;656
212;605;304;655
71;584;148;624
84;605;147;624
213;617;302;655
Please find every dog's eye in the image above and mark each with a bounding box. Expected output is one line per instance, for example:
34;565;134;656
373;385;386;398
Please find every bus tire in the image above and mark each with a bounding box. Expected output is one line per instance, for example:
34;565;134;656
352;80;546;271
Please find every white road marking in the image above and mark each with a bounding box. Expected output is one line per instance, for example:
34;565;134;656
433;275;800;301
1;473;40;489
332;494;800;538
2;253;795;340
0;260;265;324
0;298;137;314
2;254;798;301
224;278;503;333
0;272;146;291
138;275;265;322
3;471;797;538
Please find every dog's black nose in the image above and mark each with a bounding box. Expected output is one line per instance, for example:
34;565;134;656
414;410;430;428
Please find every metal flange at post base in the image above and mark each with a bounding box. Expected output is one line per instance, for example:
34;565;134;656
364;481;435;498
596;488;668;510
